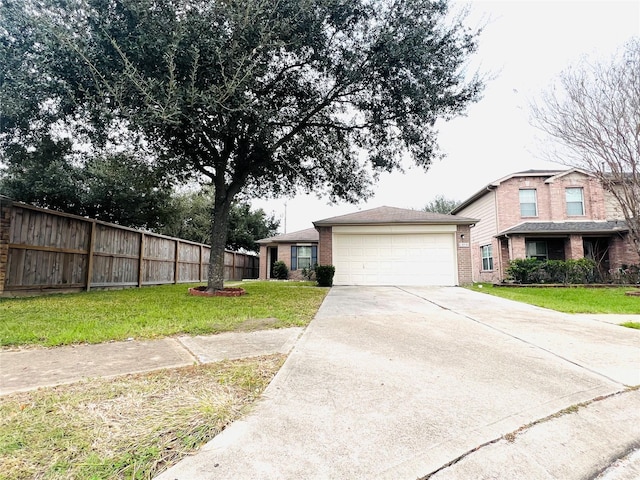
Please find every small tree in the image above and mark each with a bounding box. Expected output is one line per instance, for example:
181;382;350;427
423;195;461;214
531;38;640;258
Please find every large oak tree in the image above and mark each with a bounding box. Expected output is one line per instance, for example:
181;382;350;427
1;0;483;291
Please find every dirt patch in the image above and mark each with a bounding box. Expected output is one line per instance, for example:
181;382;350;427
237;317;280;332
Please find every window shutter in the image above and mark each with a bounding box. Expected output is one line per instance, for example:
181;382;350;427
291;246;297;270
311;246;318;266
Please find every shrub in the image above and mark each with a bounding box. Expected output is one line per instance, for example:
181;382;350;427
607;264;640;284
506;258;599;284
505;258;542;283
315;265;335;287
272;261;289;280
301;264;316;281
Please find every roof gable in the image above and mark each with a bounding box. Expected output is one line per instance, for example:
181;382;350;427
257;228;319;244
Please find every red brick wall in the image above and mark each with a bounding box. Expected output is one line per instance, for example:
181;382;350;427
609;234;640;269
456;224;473;284
496;173;607;232
566;234;584;259
317;226;333;265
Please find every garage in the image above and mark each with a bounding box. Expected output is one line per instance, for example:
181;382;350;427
313;206;478;286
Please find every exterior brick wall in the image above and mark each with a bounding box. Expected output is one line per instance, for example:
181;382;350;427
0;198;11;294
566;234;584;259
495;173;608;232
472;238;502;284
258;245;268;280
317;226;333;265
456;224;473;284
609;234;640;270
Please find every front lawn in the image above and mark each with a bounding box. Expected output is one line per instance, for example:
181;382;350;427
0;281;329;347
0;355;284;480
467;284;640;314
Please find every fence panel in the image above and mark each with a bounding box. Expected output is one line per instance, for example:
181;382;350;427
1;198;259;297
5;204;91;291
91;224;141;287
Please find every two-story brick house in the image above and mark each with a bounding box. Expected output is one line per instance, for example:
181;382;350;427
452;169;638;283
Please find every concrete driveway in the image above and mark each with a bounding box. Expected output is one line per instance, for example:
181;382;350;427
157;286;640;480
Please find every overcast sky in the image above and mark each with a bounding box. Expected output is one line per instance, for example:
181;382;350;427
252;0;640;234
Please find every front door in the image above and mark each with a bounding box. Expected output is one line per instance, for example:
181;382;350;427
269;247;278;279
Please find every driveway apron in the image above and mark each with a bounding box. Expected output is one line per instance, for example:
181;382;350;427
156;286;640;480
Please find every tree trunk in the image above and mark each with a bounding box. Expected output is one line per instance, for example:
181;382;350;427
207;196;233;292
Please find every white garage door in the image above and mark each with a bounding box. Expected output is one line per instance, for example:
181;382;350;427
333;233;457;286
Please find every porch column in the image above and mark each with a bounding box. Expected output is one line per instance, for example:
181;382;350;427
566;234;584;260
510;235;526;259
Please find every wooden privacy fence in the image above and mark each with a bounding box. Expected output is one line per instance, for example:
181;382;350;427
0;197;259;297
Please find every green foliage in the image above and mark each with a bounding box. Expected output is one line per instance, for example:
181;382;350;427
272;261;289;280
505;258;542;284
0;137;178;230
161;187;279;250
1;0;483;290
607;264;640;284
301;265;317;281
315;265;335;287
423;195;461;214
506;258;599;284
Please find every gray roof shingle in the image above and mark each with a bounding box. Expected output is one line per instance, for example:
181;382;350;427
498;221;628;236
313;206;478;226
256;228;319;244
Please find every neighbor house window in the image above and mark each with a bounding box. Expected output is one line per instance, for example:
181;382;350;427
481;244;493;271
566;187;585;216
519;189;537;217
291;245;317;270
526;240;548;261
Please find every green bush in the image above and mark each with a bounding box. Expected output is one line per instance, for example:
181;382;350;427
506;258;599;284
272;261;289;280
301;264;316;281
505;258;541;283
315;265;335;287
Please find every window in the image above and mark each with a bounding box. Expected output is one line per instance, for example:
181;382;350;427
526;240;548;261
566;187;585;216
291;245;317;270
519;189;537;217
481;244;493;271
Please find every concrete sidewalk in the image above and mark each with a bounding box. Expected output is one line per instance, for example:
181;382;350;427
156;286;640;480
0;327;304;395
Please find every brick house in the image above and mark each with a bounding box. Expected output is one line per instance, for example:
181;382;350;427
451;169;639;283
258;206;477;285
257;228;319;281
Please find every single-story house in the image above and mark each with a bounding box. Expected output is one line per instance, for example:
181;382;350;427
257;206;478;286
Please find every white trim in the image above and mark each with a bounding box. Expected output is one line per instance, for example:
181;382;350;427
332;224;457;234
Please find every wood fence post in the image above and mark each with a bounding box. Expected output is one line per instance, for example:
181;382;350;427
138;232;145;287
174;240;180;284
0;197;12;295
199;245;203;282
85;221;96;291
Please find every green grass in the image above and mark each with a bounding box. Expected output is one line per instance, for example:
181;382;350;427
467;283;640;314
0;281;328;347
622;322;640;329
0;355;284;480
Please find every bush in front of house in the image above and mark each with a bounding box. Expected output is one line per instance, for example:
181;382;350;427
315;265;335;287
272;261;289;280
301;264;316;281
506;258;599;284
607;264;640;284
